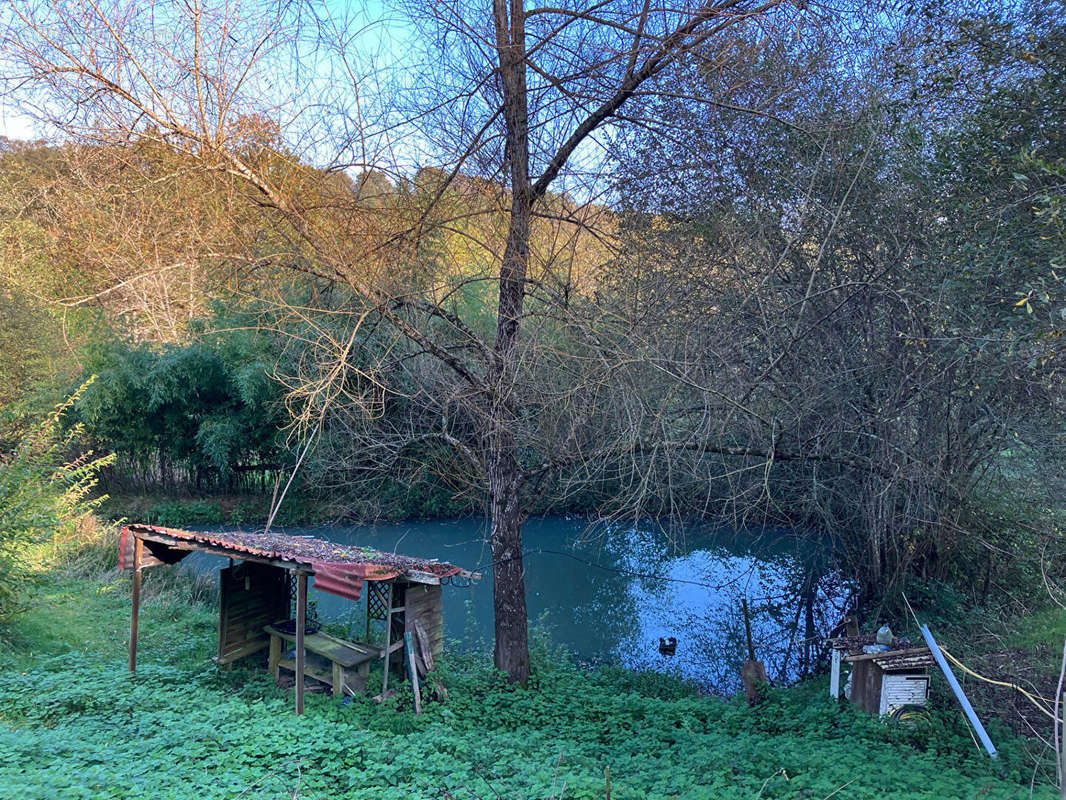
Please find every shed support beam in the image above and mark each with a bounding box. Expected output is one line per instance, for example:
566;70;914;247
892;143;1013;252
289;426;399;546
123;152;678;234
295;572;307;715
129;536;143;673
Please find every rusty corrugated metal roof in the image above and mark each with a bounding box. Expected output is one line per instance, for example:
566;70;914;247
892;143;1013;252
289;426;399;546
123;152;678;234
119;523;472;602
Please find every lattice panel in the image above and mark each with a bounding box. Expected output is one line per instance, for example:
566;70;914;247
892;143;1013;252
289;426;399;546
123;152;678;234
286;572;320;627
367;581;390;621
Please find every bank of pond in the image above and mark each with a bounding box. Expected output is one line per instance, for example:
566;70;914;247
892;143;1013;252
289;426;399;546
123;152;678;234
0;515;1055;798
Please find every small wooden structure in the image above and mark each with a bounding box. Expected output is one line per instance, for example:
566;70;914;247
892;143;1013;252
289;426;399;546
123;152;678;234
119;523;478;714
828;636;935;717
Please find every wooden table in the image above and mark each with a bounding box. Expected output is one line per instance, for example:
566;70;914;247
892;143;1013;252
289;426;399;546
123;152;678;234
265;625;379;697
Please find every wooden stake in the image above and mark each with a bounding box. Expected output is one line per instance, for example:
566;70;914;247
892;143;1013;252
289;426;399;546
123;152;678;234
830;648;841;699
404;631;422;714
741;599;767;706
295;572;307;715
742;599;755;662
129;536;143;673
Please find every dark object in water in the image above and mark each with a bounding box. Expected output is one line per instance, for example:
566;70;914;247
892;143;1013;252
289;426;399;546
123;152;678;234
275;618;322;636
658;636;677;656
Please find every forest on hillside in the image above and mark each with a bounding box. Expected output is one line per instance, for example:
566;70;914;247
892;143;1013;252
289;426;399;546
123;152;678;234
1;0;1064;684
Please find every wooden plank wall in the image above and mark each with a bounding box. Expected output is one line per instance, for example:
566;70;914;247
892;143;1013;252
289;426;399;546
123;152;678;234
404;584;443;658
849;660;885;715
217;563;290;665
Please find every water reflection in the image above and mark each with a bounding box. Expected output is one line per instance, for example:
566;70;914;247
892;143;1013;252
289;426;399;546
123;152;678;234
607;527;850;691
186;516;849;693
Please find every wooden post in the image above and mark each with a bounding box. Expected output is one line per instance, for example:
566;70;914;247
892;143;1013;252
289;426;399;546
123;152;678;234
741;599;767;706
742;599;755;662
129;536;143;673
268;633;281;680
830;648;841;698
846;614;859;638
404;631;422;714
295;572;307;715
332;661;343;699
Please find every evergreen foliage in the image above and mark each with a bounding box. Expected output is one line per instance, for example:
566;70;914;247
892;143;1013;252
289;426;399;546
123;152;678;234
75;330;286;492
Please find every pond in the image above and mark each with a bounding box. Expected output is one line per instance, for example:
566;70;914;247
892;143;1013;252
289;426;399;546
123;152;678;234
185;516;849;693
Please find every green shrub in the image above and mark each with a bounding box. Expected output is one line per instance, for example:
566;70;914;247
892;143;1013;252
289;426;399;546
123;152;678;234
0;382;114;620
146;500;227;527
76;331;287;493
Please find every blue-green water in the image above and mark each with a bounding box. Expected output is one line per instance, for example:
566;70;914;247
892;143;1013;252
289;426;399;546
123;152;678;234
187;516;847;692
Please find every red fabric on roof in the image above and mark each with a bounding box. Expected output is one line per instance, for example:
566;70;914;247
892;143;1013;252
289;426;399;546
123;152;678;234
118;523;467;602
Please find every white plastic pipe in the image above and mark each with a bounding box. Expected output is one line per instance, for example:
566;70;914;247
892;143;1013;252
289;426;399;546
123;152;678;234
920;624;997;758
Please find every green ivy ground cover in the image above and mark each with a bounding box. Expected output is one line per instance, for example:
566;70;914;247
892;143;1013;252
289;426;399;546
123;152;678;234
0;572;1055;799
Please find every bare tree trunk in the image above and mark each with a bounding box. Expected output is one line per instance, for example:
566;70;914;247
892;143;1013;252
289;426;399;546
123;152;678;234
487;0;533;682
488;437;530;681
802;576;817;676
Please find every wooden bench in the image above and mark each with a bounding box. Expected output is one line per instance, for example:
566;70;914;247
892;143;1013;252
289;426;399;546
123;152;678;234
265;625;379;697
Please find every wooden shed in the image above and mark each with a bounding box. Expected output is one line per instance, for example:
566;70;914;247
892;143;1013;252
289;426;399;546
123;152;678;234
119;523;478;713
828;636;935;717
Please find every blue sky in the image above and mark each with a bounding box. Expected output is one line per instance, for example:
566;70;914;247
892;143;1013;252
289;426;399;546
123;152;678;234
0;0;415;143
0;106;32;140
0;0;647;202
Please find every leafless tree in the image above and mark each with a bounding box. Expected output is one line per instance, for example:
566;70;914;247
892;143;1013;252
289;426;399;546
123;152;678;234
1;0;804;681
604;10;1061;612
